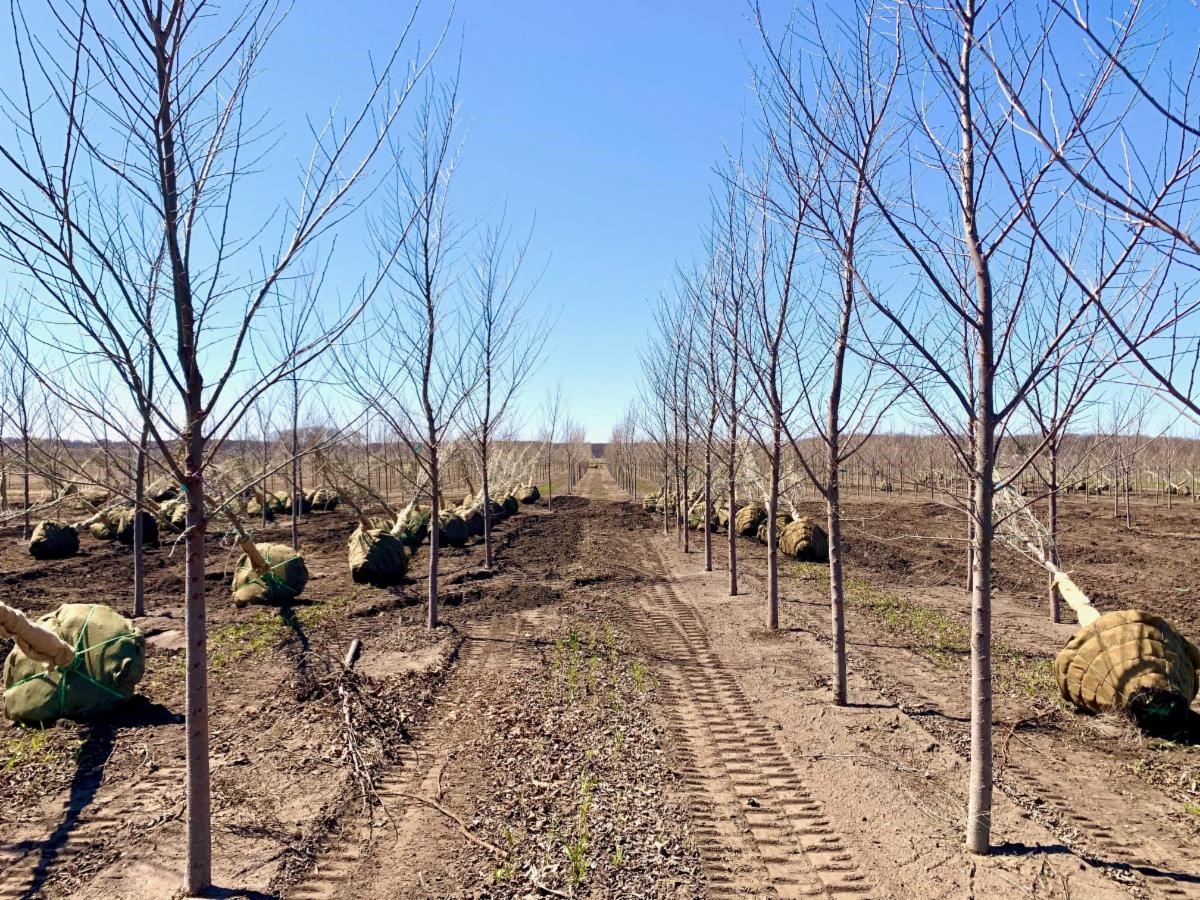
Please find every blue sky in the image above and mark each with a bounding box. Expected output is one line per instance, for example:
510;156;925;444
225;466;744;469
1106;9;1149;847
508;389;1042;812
0;0;772;441
267;0;770;440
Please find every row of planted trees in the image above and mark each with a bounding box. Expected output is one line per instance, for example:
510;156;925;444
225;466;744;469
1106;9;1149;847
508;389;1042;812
610;0;1200;857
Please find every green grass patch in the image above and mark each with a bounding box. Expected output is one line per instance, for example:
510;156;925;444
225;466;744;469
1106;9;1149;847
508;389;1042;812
793;561;1060;704
795;562;968;667
3;727;79;772
209;598;343;670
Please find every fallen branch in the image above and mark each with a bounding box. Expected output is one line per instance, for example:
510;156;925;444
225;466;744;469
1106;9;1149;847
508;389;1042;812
392;791;504;858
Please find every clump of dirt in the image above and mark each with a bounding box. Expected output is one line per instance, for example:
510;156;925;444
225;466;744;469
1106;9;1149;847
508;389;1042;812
466;620;702;897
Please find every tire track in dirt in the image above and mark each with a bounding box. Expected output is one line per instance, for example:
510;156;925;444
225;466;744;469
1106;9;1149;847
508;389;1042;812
582;468;873;899
0;759;185;900
843;646;1200;900
287;608;547;899
706;515;1199;899
630;558;872;899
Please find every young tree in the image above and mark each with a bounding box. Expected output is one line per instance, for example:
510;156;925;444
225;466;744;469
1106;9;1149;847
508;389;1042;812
755;0;900;701
0;2;432;889
541;381;565;510
341;77;471;631
842;0;1180;853
743;156;808;631
466;217;543;568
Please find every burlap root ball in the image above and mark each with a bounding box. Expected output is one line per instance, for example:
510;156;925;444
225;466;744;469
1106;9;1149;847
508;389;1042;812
3;603;144;725
778;516;828;562
232;543;309;607
29;520;79;560
734;504;767;537
349;527;410;587
1055;609;1200;727
307;488;340;512
756;512;793;544
115;508;159;547
438;512;469;548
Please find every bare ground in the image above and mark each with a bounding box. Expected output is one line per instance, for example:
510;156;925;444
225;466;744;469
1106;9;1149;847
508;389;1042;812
0;469;1197;898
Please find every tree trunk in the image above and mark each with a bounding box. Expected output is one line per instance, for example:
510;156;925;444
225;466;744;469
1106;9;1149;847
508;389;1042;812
22;430;30;540
482;441;494;570
961;0;994;852
183;432;212;892
428;448;441;629
1047;444;1060;624
727;453;738;597
703;446;712;572
133;426;147;618
767;424;781;630
291;386;300;551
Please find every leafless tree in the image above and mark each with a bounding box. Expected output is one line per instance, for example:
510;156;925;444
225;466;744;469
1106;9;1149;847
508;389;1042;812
541;381;565;510
0;299;45;540
340;76;471;631
755;0;900;701
466;215;544;568
833;0;1185;853
742;155;808;631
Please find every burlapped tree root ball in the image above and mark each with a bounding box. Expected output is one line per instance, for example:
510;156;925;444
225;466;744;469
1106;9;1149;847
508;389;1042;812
307;488;340;512
115;507;159;547
459;505;485;538
515;484;541;505
643;492;661;512
232;543;310;607
348;527;410;587
501;494;520;517
29;520;80;560
778;516;828;561
1055;609;1200;730
734;503;767;537
687;499;720;531
438;512;470;548
756;512;793;544
3;603;145;725
716;501;741;531
485;498;508;523
158;498;188;532
245;495;277;521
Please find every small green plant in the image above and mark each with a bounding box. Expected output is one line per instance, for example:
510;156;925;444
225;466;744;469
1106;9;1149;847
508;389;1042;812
564;833;589;885
493;827;519;882
631;659;648;691
579;773;596;818
1185;803;1200;818
4;727;52;771
586;656;601;697
612;844;626;867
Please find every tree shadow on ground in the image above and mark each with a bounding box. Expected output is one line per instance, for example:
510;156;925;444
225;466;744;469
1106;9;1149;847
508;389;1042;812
16;699;180;900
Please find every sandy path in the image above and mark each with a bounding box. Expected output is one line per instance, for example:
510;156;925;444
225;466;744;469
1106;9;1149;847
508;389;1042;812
584;466;1147;899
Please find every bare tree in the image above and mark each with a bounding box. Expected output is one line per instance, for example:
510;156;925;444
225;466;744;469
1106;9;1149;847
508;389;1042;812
0;299;44;540
743;155;807;631
340;76;471;631
541;381;565;510
755;0;900;702
842;0;1179;853
466;216;543;568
